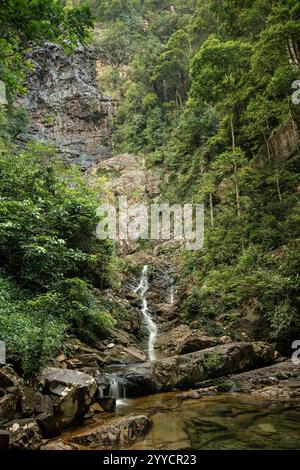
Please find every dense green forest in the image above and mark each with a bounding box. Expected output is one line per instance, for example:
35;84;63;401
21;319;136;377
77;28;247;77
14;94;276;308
0;0;299;378
0;0;116;376
92;0;300;342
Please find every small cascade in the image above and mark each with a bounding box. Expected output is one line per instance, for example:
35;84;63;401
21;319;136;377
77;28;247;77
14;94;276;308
169;278;175;304
106;373;127;402
135;265;158;361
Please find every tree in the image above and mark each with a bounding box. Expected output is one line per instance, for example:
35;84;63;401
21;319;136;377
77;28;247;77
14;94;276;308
0;0;94;94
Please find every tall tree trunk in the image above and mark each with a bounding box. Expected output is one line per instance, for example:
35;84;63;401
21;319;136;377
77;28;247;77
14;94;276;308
233;161;241;218
230;115;236;151
276;170;282;202
263;130;271;162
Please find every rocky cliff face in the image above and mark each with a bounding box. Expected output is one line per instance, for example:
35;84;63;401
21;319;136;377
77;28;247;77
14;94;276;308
16;42;117;169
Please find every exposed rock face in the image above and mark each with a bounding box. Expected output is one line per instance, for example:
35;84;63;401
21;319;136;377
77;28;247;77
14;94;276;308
175;332;221;355
123;342;276;397
156;325;221;355
16;42;117;169
70;415;152;448
40;368;97;429
257;119;300;162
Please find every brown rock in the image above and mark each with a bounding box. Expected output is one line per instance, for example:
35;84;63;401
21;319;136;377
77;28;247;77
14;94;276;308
34;393;54;415
95;397;116;412
0;393;18;421
123;342;276;397
36;412;61;438
0;367;21;389
40;439;75;451
19;386;36;417
40;368;97;429
70;415;151;448
175;332;220;355
89;403;104;414
9;419;42;450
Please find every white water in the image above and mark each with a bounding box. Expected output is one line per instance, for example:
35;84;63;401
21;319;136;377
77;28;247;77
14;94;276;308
135;265;158;361
170;280;175;304
107;374;127;404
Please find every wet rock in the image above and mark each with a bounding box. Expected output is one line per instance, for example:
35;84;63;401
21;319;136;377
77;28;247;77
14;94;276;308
123;342;276;397
34;393;54;415
9;419;42;450
0;430;9;449
175;332;220;355
0;367;21;389
89;402;104;414
19;386;37;417
40;368;97;429
177;360;299;401
40;439;76;451
70;415;151;448
36;412;61;438
94;397;116;412
0;393;18;421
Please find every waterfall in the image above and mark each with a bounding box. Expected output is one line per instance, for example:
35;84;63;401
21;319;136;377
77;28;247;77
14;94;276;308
170;284;174;304
135;265;158;361
169;277;175;304
107;373;127;402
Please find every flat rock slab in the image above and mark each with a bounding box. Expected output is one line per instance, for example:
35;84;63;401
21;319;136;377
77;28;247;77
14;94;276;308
177;360;300;401
122;342;276;397
70;415;152;449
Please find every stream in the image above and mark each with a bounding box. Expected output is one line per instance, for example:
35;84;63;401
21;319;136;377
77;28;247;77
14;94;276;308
84;266;300;450
64;391;300;450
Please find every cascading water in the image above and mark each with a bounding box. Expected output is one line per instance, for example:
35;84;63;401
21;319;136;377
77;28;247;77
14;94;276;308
169;278;175;304
135;265;158;361
108;374;126;401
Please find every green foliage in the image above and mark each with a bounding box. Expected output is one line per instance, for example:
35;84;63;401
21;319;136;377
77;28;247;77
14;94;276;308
203;353;224;375
98;0;300;341
0;142;115;375
0;0;94;96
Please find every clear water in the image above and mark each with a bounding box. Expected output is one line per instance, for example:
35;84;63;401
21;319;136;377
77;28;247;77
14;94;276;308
64;391;300;450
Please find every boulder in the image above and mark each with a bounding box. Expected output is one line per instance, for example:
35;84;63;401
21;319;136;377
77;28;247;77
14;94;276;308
0;393;18;421
34;393;54;415
0;367;21;389
175;332;220;355
36;412;61;438
94;397;116;412
19;386;37;417
70;415;151;448
9;419;42;450
89;402;104;414
40;368;97;429
123;342;276;397
177;360;300;401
